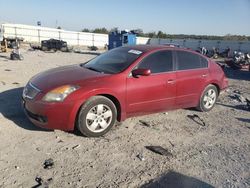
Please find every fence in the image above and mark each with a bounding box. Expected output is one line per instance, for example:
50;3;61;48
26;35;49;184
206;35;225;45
1;23;109;47
149;38;250;52
1;23;150;48
1;23;249;52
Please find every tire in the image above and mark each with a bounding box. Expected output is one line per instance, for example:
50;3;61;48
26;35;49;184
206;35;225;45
197;85;218;112
60;47;68;52
77;96;117;137
41;46;48;51
11;41;17;48
10;53;15;60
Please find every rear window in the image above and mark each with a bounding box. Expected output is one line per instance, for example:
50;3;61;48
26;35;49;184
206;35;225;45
176;51;208;70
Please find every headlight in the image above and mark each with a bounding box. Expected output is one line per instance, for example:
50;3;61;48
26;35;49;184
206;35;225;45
42;85;79;102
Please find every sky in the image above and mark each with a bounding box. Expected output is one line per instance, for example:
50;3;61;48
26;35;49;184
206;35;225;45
0;0;250;36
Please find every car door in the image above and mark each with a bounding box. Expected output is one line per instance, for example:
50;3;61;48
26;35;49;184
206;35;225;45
175;50;209;108
126;50;176;116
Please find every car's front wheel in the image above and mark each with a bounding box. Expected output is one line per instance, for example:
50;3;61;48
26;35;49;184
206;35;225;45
198;84;218;112
77;96;117;137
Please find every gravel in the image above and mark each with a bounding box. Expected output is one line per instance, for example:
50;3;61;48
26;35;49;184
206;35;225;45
0;48;249;187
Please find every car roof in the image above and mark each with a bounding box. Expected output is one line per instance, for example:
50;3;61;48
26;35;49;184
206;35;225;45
123;45;209;59
122;45;185;52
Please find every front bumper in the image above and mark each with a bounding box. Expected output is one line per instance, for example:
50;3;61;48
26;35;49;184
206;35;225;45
22;97;80;131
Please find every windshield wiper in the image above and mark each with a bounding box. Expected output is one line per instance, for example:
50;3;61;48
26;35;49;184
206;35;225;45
85;66;103;73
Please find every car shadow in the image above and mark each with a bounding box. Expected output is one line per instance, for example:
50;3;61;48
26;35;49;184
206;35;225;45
141;171;214;188
0;87;51;131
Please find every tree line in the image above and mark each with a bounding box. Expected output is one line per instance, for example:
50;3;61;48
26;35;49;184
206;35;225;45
81;27;250;41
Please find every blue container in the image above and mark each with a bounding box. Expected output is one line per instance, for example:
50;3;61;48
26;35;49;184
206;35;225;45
108;30;136;50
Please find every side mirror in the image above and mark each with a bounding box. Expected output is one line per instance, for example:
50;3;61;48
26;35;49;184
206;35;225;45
132;68;151;77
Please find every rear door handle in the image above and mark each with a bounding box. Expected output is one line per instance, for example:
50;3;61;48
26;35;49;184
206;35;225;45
167;79;175;84
201;74;208;78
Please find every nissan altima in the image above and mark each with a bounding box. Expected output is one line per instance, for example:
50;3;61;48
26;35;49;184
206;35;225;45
22;45;228;137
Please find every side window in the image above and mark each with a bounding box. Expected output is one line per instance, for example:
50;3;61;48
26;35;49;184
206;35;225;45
176;51;206;70
138;51;173;73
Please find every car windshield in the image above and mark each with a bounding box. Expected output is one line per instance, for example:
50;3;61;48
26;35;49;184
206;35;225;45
82;47;144;74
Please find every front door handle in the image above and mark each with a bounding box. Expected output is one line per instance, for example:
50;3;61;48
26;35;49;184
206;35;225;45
201;74;208;78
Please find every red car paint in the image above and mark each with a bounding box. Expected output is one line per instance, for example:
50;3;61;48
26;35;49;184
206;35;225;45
22;45;228;131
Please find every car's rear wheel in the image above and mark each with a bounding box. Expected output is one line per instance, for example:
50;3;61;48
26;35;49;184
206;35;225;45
198;84;218;112
77;96;117;137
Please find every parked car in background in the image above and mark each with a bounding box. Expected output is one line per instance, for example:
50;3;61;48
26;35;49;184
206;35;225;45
22;45;228;137
41;38;71;52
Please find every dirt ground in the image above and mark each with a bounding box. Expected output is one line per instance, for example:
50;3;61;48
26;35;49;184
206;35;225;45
0;48;249;188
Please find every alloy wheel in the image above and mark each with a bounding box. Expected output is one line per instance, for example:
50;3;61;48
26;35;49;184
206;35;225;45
203;89;216;109
85;104;113;133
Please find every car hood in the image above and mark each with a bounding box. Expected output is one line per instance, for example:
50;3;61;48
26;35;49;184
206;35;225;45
30;64;108;92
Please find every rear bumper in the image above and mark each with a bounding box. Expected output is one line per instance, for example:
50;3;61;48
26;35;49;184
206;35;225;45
222;76;229;91
22;98;81;131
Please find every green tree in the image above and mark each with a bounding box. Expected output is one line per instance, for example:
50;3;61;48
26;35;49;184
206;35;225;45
157;30;167;38
132;29;144;37
147;32;157;38
92;27;109;34
82;28;90;32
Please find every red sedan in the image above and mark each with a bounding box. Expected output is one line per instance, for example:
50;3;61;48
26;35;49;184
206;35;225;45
22;45;228;137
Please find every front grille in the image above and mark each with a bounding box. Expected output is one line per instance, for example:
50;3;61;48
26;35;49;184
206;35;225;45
23;83;41;100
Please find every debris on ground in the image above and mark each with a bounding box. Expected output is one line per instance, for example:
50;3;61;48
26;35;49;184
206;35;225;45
152;127;160;131
227;89;250;110
139;120;151;127
32;177;43;188
233;90;241;94
32;176;53;188
169;141;175;148
10;49;24;60
72;144;80;150
73;49;101;55
187;114;206;127
229;89;247;103
237;94;245;103
4;69;11;71
43;158;54;169
145;146;173;157
12;82;20;85
88;46;98;51
246;98;250;110
136;153;145;161
14;165;20;169
229;93;246;103
1;81;6;85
